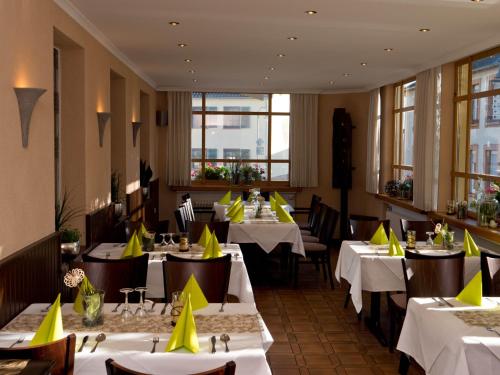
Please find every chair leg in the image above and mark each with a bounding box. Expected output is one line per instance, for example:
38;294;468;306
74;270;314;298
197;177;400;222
398;353;410;375
388;301;396;353
293;254;299;288
321;254;327;281
326;253;334;290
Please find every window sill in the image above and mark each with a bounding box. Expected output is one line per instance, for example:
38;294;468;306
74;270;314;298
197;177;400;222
170;183;301;192
375;194;426;215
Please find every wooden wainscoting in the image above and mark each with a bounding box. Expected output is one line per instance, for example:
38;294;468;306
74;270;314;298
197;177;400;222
0;232;61;328
85;205;127;250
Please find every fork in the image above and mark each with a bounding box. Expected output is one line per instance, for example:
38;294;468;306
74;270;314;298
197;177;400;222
486;327;500;337
9;337;24;348
41;304;51;312
151;337;159;353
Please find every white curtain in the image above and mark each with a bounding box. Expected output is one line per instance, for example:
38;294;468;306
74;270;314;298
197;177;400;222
366;88;381;194
167;91;192;186
290;94;319;187
413;67;441;211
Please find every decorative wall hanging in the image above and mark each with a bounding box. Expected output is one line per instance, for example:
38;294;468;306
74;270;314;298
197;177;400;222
14;87;47;148
96;112;111;147
132;121;142;147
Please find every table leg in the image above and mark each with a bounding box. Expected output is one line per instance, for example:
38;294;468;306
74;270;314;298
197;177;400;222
364;292;387;346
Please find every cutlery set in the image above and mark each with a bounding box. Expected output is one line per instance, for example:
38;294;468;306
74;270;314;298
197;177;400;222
209;334;231;353
75;333;106;353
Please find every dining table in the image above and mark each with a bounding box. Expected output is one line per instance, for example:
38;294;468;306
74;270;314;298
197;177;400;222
0;303;273;375
88;243;255;303
397;297;500;375
213;202;305;257
334;241;483;345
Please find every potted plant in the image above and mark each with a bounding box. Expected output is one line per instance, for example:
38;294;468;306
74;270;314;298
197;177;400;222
240;164;255;185
56;190;83;255
384;180;400;197
400;177;413;200
111;171;124;218
140;160;153;198
60;228;81;255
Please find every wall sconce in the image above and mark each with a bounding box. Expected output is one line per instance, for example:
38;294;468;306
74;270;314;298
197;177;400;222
96;112;111;147
132;121;142;147
14;87;47;148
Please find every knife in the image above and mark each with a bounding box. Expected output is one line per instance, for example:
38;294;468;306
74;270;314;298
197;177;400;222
210;336;216;354
439;297;453;307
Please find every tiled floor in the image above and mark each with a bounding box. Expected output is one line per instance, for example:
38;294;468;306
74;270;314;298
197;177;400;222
252;252;422;375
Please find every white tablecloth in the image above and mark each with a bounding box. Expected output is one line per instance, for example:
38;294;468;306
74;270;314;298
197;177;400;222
0;303;273;375
334;241;481;313
213;202;294;222
397;297;500;375
89;243;255;303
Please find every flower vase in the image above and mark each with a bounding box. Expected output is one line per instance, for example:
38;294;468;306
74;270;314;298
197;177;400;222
477;195;498;227
82;290;105;327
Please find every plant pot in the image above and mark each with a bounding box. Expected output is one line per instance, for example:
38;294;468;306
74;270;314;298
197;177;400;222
61;241;80;255
82;290;105;327
113;202;123;218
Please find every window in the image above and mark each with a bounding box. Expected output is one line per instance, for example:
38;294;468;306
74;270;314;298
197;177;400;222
191;93;290;183
393;79;416;179
453;47;500;203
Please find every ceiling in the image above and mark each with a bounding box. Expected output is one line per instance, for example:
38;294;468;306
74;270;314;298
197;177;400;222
60;0;500;93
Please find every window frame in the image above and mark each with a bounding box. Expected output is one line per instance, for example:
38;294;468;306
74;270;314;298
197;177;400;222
191;92;291;185
452;46;500;204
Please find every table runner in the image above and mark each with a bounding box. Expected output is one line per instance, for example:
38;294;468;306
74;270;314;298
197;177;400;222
454;308;500;327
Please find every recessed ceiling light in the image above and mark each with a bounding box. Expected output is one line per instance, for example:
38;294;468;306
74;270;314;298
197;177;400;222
288;36;298;41
470;0;483;2
169;21;180;26
329;81;335;85
277;53;286;58
264;76;270;80
384;48;393;52
192;79;197;83
188;69;195;74
360;62;368;66
184;59;192;63
305;10;317;15
178;43;187;48
269;67;276;71
419;28;431;32
343;73;351;77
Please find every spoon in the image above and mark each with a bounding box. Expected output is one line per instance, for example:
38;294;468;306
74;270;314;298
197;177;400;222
78;335;89;352
220;334;230;352
9;337;24;348
90;333;106;353
210;336;216;354
151;336;159;353
111;303;122;313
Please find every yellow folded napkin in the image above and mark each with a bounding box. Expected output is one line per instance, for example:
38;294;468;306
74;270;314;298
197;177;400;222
138;223;147;245
197;224;211;248
219;191;231;205
369;223;389;245
230;204;245;223
121;232;143;258
165;294;199;353
31;294;64;346
226;197;242;216
463;229;480;257
276;203;294;223
182;274;209;311
202;231;223;259
456;271;482;306
73;276;95;315
270;196;276;211
388;229;404;256
274;191;287;206
226;201;241;218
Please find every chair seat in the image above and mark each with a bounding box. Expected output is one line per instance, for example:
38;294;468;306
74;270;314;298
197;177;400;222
300;229;311;235
389;293;407;311
304;242;327;252
302;234;319;243
297;222;310;230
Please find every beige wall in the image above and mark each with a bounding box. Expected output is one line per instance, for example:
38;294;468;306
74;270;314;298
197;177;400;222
0;0;157;259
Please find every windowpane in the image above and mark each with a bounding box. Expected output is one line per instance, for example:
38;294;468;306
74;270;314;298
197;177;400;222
454;176;466;202
191;162;202;181
271;163;289;181
394;85;401;110
402;110;414;166
205;115;268;160
272;94;290;112
471;53;500;94
271;116;289;160
205;93;269;112
191;114;202;154
393;113;401;165
402;81;416;107
455;100;468;172
192;92;202;110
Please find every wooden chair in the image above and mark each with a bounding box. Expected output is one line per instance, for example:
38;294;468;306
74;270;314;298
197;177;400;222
174;208;186;232
349;219;390;241
105;358;151;375
295;206;339;289
75;254;149;303
388;253;465;352
400;219;441;241
481;251;500;296
154;219;170;243
301;203;327;242
299;195;322;234
124;220;142;242
162;254;232;303
193;361;236;375
0;334;76;375
186;220;230;244
181;194;196;222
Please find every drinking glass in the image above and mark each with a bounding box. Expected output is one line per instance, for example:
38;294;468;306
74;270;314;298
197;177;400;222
406;230;416;249
160;233;168;247
134;287;149;319
425;232;434;246
170;291;185;326
167;233;176;251
119;288;134;322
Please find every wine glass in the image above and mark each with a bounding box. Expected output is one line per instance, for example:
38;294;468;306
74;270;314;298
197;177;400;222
119;288;134;322
160;233;168;247
167;233;176;251
425;231;434;246
134;287;149;319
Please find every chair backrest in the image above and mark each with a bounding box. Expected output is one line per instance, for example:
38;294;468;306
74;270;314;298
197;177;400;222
402;255;465;301
105;358;151;375
174;209;185;232
193;361;236;375
154;219;170;242
349;219;390;241
163;254;231;303
75;254;149;303
186;221;230;244
124;220;142;241
0;334;76;375
307;194;322;227
400;219;440;241
318;206;339;246
310;203;328;237
183;198;196;222
481;251;500;296
349;214;379;221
